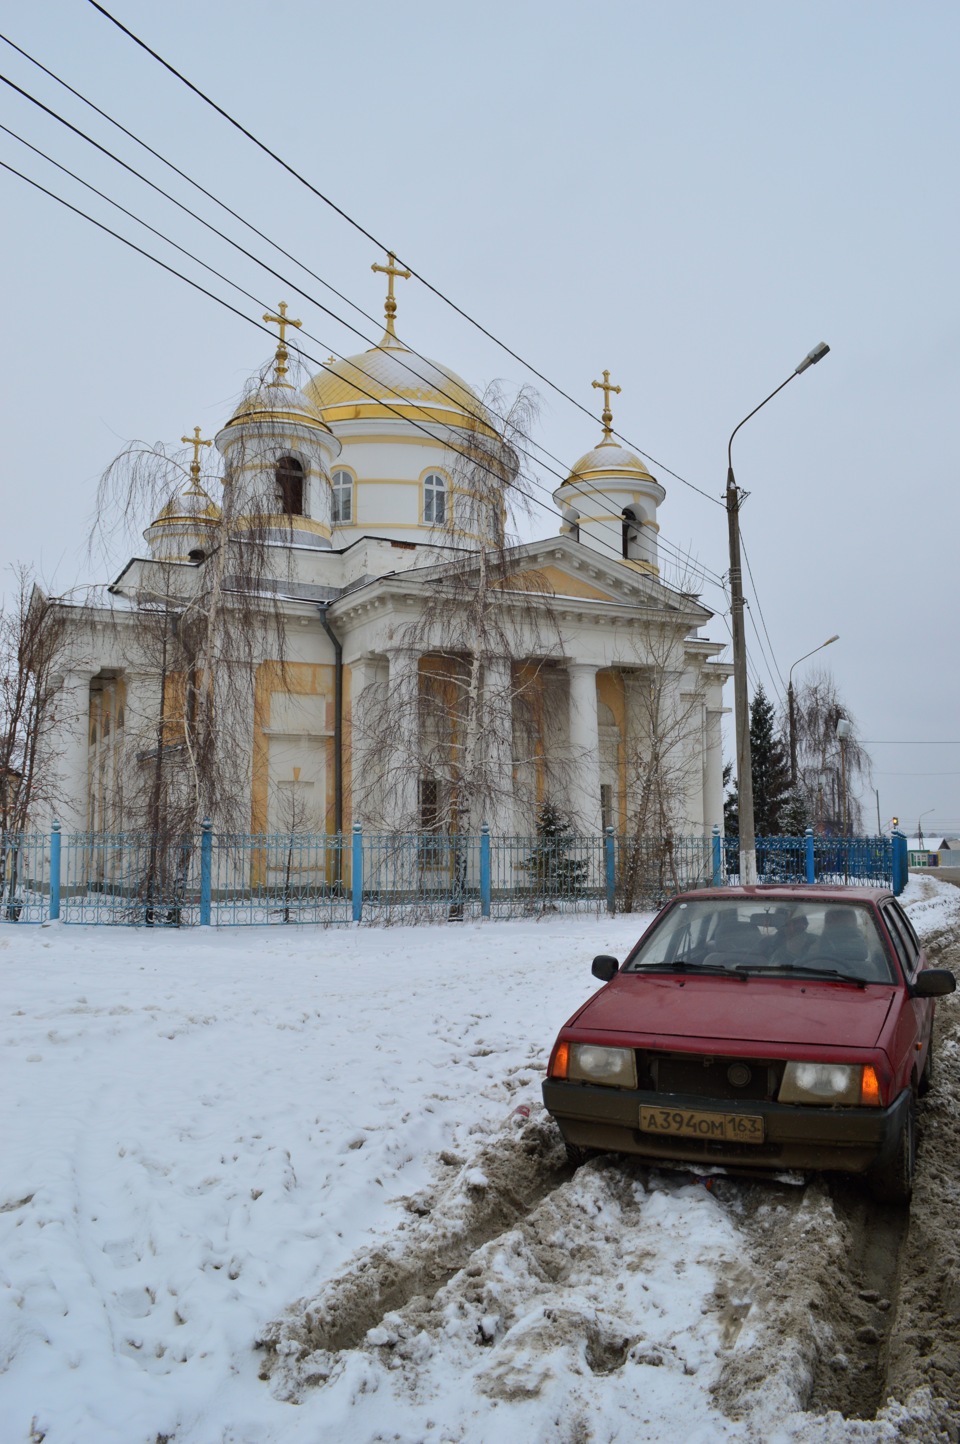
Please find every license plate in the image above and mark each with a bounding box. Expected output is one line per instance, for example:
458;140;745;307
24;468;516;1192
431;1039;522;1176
639;1106;764;1144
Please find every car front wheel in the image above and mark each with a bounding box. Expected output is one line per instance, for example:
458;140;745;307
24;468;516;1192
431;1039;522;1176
867;1091;916;1204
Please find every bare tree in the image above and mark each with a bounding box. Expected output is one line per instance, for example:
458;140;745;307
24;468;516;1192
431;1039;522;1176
0;567;68;914
85;354;323;915
352;384;575;840
616;618;710;910
788;668;871;833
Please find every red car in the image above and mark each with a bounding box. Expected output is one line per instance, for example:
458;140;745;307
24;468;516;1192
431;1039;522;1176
543;887;956;1200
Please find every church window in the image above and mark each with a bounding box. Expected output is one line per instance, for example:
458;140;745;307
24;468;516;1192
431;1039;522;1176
622;505;641;559
600;783;613;834
423;472;447;526
420;777;441;832
276;456;304;515
332;470;353;524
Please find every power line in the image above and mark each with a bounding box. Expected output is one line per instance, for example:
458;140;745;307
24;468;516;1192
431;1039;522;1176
84;0;723;510
3;151;731;607
0;56;730;597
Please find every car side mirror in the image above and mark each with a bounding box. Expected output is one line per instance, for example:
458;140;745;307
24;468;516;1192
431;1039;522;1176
592;954;619;981
913;969;957;998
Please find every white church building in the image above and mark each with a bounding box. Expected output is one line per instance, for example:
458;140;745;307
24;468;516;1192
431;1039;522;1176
43;258;730;850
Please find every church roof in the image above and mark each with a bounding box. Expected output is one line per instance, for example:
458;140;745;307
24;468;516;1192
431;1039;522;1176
566;437;656;484
223;375;331;434
150;479;220;527
304;337;489;432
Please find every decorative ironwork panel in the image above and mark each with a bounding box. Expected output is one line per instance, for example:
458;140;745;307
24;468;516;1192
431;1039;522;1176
1;832;50;922
58;831;202;925
210;833;351;925
488;833;605;918
359;832;483;924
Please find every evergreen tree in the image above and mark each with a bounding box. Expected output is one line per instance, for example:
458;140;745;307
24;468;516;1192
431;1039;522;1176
778;787;811;835
723;760;738;836
519;801;589;895
723;689;793;838
750;685;791;835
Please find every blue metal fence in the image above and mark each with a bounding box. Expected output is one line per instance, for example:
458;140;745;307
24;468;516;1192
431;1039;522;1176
0;824;903;926
722;830;895;889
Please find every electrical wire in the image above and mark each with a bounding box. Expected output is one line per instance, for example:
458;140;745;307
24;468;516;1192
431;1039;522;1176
3;151;735;610
0;59;731;599
84;0;723;510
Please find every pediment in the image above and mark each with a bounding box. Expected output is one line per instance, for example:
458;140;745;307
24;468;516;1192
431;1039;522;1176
493;563;618;602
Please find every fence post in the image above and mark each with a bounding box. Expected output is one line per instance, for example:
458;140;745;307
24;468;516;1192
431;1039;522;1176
480;823;491;918
605;827;616;914
352;823;363;922
49;819;61;922
711;825;722;888
199;818;212;926
805;827;815;884
892;829;907;896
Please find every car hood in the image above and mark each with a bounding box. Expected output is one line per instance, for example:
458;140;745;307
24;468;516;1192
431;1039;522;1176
571;973;896;1051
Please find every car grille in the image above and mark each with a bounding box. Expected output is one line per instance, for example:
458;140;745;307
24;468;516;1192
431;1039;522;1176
638;1050;784;1102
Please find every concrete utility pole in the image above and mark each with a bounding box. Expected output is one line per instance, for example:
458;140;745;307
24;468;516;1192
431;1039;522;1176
726;343;830;886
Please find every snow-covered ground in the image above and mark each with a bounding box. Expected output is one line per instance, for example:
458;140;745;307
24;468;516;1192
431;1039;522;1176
3;881;959;1444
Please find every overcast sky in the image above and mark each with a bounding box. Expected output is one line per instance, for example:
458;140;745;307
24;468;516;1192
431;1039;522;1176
2;0;958;836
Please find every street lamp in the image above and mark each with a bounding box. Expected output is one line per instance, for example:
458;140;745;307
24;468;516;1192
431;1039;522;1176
788;634;839;787
836;718;851;835
918;807;935;852
727;342;830;885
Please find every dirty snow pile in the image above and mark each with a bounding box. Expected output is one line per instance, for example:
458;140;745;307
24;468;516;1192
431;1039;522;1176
1;880;957;1444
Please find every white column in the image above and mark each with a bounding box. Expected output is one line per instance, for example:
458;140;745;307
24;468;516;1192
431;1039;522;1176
481;655;514;837
566;662;602;834
49;670;96;831
348;655;382;828
704;707;724;833
385;646;421;829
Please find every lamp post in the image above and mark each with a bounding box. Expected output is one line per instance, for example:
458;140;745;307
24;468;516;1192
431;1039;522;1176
836;717;851;835
727;342;830;885
918;807;934;852
788;634;839;788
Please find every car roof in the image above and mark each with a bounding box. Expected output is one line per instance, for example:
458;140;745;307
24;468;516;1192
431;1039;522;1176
670;886;892;905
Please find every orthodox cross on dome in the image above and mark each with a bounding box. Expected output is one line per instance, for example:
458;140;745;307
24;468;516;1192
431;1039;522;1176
181;426;212;481
591;370;621;441
263;301;302;383
371;251;411;339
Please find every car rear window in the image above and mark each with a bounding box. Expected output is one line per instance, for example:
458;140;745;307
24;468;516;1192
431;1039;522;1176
624;899;896;983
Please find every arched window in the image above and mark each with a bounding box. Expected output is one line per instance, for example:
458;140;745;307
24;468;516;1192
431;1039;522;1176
423;472;447;526
622;505;642;559
276;456;304;516
332;470;353;524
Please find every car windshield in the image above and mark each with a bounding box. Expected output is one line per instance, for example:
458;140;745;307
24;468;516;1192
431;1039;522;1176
623;899;897;984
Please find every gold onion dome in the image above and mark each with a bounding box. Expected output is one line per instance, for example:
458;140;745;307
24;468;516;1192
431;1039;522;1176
223;375;330;432
566;439;656;484
304;343;487;430
223;302;332;435
304;250;490;433
152;480;220;526
564;370;657;486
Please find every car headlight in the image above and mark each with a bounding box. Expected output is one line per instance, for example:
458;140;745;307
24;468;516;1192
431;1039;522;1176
779;1062;880;1107
567;1043;637;1089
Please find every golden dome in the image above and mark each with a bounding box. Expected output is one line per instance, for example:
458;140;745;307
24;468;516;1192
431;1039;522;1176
150;480;220;528
566;438;656;484
304;340;490;432
222;376;331;434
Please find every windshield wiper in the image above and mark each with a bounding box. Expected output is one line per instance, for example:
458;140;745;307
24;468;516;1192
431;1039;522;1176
632;961;749;981
735;962;867;988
